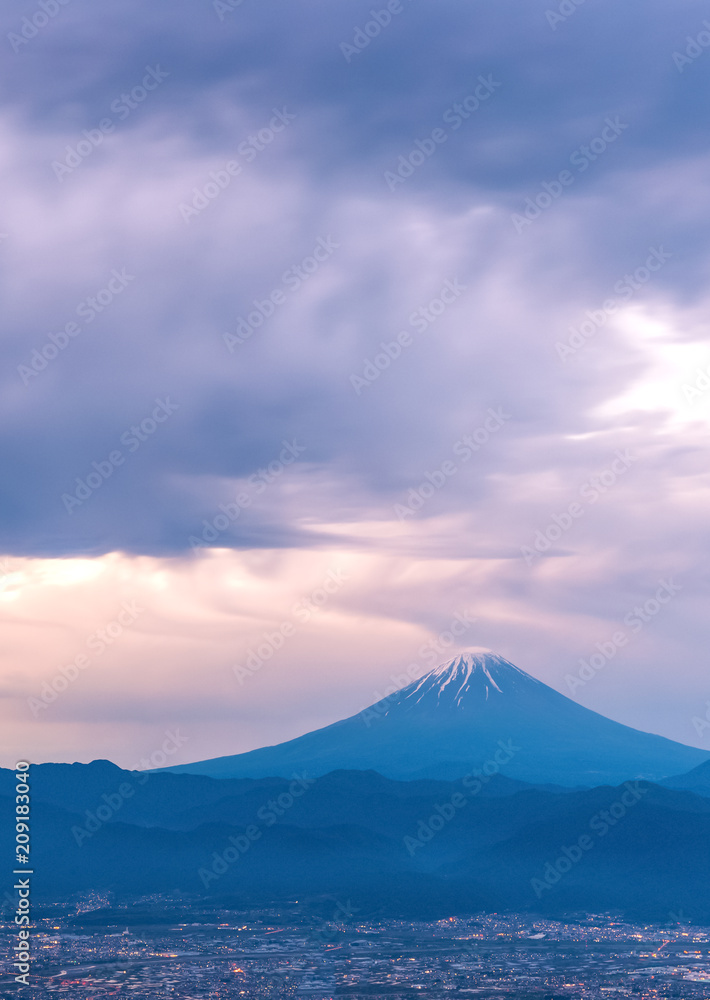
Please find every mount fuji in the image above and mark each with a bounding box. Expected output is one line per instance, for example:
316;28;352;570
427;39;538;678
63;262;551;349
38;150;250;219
163;650;709;786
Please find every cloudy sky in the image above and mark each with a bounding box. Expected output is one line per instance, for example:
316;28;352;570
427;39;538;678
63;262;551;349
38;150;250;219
3;0;710;769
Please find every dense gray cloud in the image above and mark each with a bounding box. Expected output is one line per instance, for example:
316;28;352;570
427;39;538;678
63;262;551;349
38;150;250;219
2;0;710;556
2;0;710;766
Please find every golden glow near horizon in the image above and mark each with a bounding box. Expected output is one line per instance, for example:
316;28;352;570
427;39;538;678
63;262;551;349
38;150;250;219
2;307;710;764
1;532;709;769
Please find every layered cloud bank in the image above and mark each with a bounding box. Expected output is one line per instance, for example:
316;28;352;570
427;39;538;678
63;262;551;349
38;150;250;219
2;0;710;764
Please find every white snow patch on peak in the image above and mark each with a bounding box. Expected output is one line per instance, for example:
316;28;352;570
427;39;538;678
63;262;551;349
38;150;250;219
394;649;544;709
426;650;536;696
430;650;505;677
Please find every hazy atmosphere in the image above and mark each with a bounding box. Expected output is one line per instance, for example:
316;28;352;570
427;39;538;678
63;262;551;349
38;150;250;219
3;0;710;768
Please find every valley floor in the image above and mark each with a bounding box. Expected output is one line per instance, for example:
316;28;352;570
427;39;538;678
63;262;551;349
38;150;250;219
3;896;709;999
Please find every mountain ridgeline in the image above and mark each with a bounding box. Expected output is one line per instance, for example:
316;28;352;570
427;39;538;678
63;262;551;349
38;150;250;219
161;651;709;786
2;759;710;921
9;651;709;922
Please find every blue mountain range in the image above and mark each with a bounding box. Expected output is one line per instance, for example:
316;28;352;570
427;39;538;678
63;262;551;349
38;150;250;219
162;651;709;786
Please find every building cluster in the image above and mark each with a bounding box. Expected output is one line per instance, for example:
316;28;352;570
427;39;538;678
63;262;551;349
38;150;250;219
1;895;709;998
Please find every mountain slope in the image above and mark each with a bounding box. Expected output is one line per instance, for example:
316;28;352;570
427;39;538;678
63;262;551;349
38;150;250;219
661;757;710;797
162;651;709;786
4;763;710;921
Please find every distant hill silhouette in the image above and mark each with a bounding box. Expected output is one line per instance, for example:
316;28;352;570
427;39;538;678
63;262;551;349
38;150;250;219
160;651;709;786
3;758;710;922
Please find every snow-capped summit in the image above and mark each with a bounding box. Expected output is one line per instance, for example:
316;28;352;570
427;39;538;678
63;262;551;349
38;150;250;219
428;650;506;702
162;649;710;786
395;650;544;710
430;649;504;688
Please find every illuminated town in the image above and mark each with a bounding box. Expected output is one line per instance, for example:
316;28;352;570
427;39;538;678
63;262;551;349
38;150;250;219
3;893;709;998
